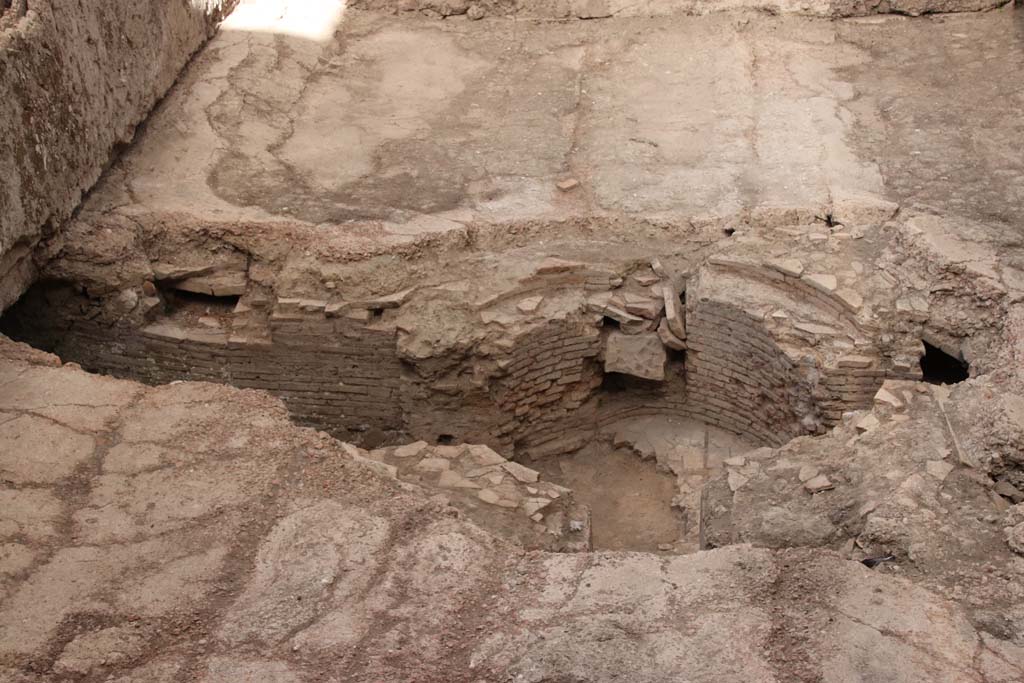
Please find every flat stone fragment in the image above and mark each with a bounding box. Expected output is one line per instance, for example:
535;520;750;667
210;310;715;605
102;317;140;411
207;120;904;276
874;387;905;410
661;284;687;339
415;457;450;473
925;460;955;482
556;178;580;192
175;271;247;297
804;474;835;493
798;465;819;483
835;288;863;312
803;273;838;294
768;258;804;277
623;294;664;320
838;355;874;368
465;444;506;466
393;441;429;458
516;296;544;313
656;318;686;351
502;461;539;483
728;471;749;492
438;470;480;489
477;489;501;505
604;331;666;381
994;480;1024;504
522;497;552;516
855;413;880;433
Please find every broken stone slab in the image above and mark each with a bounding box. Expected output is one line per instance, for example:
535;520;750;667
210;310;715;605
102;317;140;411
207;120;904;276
556;177;580;192
994;480;1024;504
855;413;880;433
501;461;539;484
656;318;686;351
465;444;506;466
803;273;838;294
438;470;481;490
522;497;553;516
151;262;214;281
874;387;905;410
414;457;450;473
633;273;660;287
477;489;501;505
925;460;955;481
604;330;666;381
834;289;864;312
793;321;838;336
352;286;417;310
350;453;398;479
516;296;543;314
649;257;669;278
481;310;517;327
838;355;874;369
622;293;664;320
661;284;686;339
393;441;429;458
727;471;748;492
175;271;247;297
804;474;834;493
433;445;465;459
767;258;804;277
798;465;819;483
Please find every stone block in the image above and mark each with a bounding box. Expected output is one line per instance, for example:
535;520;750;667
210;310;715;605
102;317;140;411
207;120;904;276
661;286;686;340
657;319;687;351
604;331;666;381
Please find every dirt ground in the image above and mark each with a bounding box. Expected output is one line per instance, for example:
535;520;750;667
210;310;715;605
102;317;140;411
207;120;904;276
534;445;681;551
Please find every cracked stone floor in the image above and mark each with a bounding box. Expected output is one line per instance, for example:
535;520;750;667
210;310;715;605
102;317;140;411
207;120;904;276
85;4;1024;252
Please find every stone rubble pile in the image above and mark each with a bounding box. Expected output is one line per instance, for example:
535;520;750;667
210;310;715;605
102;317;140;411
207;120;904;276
348;440;591;550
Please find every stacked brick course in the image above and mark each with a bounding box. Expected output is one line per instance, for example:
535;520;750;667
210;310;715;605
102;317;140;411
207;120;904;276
494;320;603;457
683;301;809;446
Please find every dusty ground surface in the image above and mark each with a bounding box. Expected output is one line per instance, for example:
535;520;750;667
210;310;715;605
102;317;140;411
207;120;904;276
1;335;1022;682
533;444;680;551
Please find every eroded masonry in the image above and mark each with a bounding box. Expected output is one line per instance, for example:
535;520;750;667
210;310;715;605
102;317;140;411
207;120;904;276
2;0;1024;681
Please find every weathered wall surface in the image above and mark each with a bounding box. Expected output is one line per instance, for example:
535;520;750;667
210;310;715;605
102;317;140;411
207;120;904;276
350;0;1010;19
0;0;234;312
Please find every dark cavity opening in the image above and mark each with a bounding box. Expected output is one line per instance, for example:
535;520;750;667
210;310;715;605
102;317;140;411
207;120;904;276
163;288;240;312
920;341;969;385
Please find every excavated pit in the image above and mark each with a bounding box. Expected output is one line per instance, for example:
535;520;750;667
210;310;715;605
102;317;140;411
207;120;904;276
3;2;1024;679
0;244;918;554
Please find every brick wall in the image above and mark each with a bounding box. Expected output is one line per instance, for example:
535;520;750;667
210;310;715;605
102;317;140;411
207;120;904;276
494;320;604;458
683;300;811;446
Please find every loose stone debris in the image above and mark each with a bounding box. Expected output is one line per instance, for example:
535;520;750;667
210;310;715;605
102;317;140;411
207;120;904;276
1;0;1024;680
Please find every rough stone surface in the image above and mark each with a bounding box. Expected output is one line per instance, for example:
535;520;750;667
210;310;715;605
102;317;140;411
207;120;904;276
605;331;667;381
0;338;1020;682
